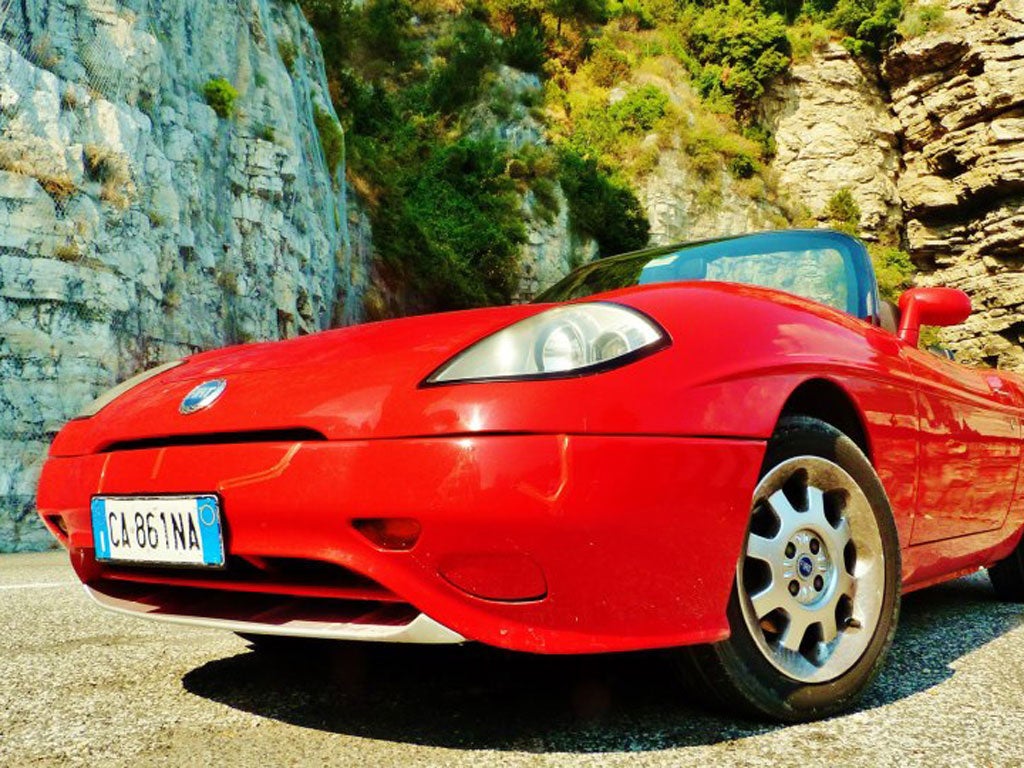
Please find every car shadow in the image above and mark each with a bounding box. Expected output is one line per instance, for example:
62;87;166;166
182;573;1023;751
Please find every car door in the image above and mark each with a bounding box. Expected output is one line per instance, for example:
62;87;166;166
904;346;1022;544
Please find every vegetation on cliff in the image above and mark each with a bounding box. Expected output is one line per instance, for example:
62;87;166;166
824;187;914;303
299;0;914;313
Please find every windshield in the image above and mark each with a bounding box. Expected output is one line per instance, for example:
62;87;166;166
535;230;879;320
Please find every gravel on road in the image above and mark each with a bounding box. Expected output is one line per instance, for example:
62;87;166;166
2;551;1023;767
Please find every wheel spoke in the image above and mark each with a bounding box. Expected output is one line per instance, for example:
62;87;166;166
767;489;799;522
818;609;839;644
835;571;854;600
807;486;825;518
746;533;778;563
829;517;852;553
750;580;787;620
780;611;811;652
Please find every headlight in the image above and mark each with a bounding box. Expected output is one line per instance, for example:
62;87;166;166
425;303;668;384
75;359;186;418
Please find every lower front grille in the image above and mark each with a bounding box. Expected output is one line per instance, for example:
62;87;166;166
99;555;401;602
85;553;466;644
89;579;418;627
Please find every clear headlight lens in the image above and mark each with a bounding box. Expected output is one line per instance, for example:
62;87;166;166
426;303;667;384
75;359;186;419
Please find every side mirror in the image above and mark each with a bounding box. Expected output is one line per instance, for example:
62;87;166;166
898;287;971;347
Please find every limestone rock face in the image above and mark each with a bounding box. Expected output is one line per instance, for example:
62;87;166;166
0;1;366;551
466;65;598;299
763;43;903;239
620;64;792;244
517;184;598;300
638;143;790;245
883;0;1024;368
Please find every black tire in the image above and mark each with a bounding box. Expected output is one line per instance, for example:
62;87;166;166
988;538;1024;602
677;416;901;722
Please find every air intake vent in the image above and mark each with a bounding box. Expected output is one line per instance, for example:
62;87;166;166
99;555;401;603
101;428;327;453
90;579;419;627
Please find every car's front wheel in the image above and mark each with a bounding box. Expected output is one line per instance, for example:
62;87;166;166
678;416;901;721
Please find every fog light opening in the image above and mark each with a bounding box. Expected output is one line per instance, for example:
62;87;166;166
46;514;70;544
352;518;421;551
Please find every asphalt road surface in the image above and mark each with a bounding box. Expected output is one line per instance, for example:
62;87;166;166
3;551;1024;767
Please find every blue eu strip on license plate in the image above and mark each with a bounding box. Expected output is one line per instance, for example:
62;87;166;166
91;495;225;567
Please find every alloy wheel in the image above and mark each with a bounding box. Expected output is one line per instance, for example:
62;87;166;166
737;455;885;683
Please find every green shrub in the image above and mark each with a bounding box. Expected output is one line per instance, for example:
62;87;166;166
313;105;345;177
829;0;903;58
501;8;547;72
607;0;657;29
563;84;669;171
870;244;915;302
335;69;395;136
548;0;609;31
758;0;805;22
824;187;861;233
682;119;765;181
741;122;776;159
607;85;669;133
728;151;757;178
788;19;832;58
686;135;723;177
376;138;527;308
299;0;356;67
203;77;239;119
563;91;620;159
559;151;650;256
586;38;633;87
428;17;499;112
804;0;840;16
900;3;947;38
363;0;417;67
683;0;791;109
277;39;298;73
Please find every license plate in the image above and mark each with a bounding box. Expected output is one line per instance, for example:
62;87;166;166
91;495;224;567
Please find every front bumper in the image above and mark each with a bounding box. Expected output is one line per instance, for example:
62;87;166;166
38;434;765;654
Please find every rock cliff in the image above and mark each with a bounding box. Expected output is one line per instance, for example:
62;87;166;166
884;0;1024;368
764;42;903;240
623;63;795;245
0;0;367;550
760;1;1024;369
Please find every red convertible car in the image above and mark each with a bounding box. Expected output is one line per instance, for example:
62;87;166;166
37;229;1024;721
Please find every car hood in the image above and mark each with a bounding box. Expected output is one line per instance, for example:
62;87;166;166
49;281;889;458
51;304;544;456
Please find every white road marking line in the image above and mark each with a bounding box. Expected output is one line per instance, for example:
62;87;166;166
0;582;76;591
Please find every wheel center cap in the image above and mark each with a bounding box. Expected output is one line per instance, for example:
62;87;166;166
797;555;814;579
